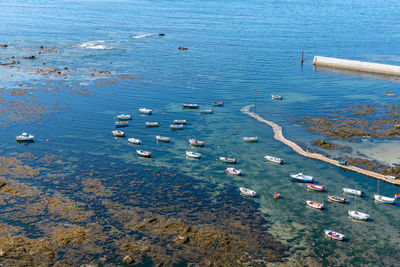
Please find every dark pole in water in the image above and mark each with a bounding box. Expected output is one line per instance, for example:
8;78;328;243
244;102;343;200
301;51;304;64
255;88;257;114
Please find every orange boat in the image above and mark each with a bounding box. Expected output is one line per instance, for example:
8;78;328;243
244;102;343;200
273;192;280;199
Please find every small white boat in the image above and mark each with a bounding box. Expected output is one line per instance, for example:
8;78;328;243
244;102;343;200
182;104;199;109
139;108;152;115
385;175;396;180
324;230;345;241
116;114;132;120
174;120;187;124
306;200;324;209
156;135;170;142
271;94;283;100
219;157;237;164
186;151;201;159
136;150;151;157
374;194;395;204
348;210;369;221
189;139;204;146
211;101;224;107
128;138;141;145
343;188;363;196
115;121;129;127
240;187;256;197
306;183;326;192
200;109;213;114
16;132;35;141
170;124;183;130
226;167;241;176
146;122;159;127
328;195;346;203
243;136;258;142
290;173;313;182
264;155;283;164
112;130;125;137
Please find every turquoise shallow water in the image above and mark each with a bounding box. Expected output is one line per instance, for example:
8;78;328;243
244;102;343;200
1;0;400;265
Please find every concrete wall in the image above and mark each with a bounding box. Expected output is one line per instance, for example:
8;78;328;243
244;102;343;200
313;56;400;76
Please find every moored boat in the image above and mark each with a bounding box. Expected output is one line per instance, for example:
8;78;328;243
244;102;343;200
219;157;237;164
186;151;201;159
306;183;326;192
271;94;283;100
156;135;170;142
324;230;345;241
243;136;258;142
328;195;346;203
170;124;183;130
128;138;141;145
112;130;125;137
306;200;324;209
16;132;35;142
290;173;313;182
189;139;204;146
139;108;152;115
173;119;187;124
343;188;362;196
200;109;213;114
146;122;159;127
264;155;283;164
116;114;132;120
211;101;224;106
240;187;256;197
115;121;129;127
385;175;396;180
273;191;280;199
226;167;241;176
395;193;400;199
136;150;151;157
348;210;369;221
374;194;395;204
182;103;199;109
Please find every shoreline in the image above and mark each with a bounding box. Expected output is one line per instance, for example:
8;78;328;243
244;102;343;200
241;104;400;187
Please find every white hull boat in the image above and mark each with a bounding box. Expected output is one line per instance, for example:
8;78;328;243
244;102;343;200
112;130;125;137
16;132;34;141
128;138;141;145
306;200;324;209
189;139;204;146
290;173;313;182
116;114;132;120
328;195;346;203
170;124;183;130
186;151;201;159
324;230;345;241
136;150;151;157
348;210;369;221
243;136;258;142
240;187;256;197
156;135;170;142
146;122;159;127
226;168;241;176
219;157;237;164
182;104;199;109
115;121;129;127
374;194;395;204
343;188;362;196
211;101;224;106
174;120;187;124
139;108;152;115
307;183;326;192
264;155;283;164
385;175;396;180
200;109;213;114
271;94;283;100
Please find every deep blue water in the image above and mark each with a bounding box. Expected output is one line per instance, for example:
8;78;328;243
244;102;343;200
1;0;400;265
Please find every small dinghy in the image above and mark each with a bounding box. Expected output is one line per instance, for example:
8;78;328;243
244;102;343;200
186;151;201;159
16;132;34;142
306;200;324;209
271;94;283;100
240;187;256;197
112;130;125;137
182;104;199;109
226;168;241;176
115;121;129;127
264;155;283;164
343;188;362;196
385;175;396;180
243;136;258;142
290;173;313;182
170;124;183;130
128;138;142;145
136;150;151;157
116;114;132;120
156;135;170;142
374;194;395;204
174;120;187;124
219;157;237;164
328;195;346;203
273;191;280;199
307;183;326;192
189;139;204;146
200;109;213;114
324;230;345;241
146;122;159;127
139;108;152;115
211;101;224;106
348;210;369;221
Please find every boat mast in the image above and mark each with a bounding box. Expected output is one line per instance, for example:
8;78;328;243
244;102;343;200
254;88;257;114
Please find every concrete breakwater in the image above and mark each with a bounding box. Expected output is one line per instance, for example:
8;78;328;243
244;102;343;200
241;105;400;186
313;56;400;77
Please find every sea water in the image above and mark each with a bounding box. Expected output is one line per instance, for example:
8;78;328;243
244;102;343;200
0;0;399;265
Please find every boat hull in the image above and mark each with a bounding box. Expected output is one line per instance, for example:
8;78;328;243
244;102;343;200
240;187;256;197
348;210;369;221
374;194;395;204
328;195;346;203
219;157;237;164
290;173;313;183
324;230;345;241
343;188;362;196
307;183;325;191
306;200;324;209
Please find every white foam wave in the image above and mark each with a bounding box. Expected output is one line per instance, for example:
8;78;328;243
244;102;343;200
78;40;111;50
131;34;155;39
